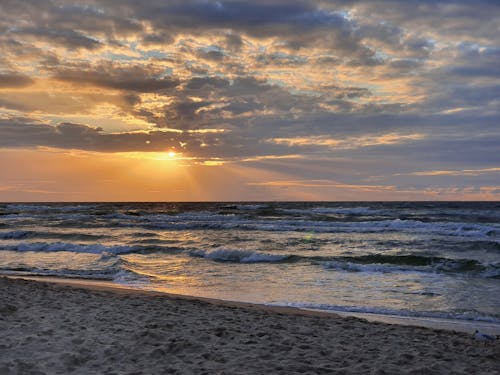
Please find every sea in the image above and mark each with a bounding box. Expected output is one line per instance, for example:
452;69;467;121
1;202;499;332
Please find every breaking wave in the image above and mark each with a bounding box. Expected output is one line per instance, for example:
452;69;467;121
2;242;139;254
320;254;500;278
189;248;289;263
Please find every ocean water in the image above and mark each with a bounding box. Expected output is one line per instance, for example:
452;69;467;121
1;202;499;326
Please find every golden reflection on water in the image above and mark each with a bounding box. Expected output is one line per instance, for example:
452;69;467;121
121;254;204;287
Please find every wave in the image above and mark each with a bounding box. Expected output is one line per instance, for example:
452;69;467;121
236;204;268;210
267;302;500;324
1;204;97;214
0;266;118;280
0;230;110;241
186;248;499;277
184;250;498;278
322;261;428;274
0;265;148;284
279;206;383;216
189;248;289;263
319;254;500;278
0;241;188;256
3;239;498;278
3;242;139;254
2;206;498;241
0;230;31;239
133;216;499;240
112;269;152;284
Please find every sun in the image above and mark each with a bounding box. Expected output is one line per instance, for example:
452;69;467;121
168;151;177;158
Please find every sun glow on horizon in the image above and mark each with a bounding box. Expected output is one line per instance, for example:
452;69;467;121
114;151;182;161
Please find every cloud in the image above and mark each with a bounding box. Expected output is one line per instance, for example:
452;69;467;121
0;0;499;200
0;1;142;44
0;0;379;63
0;91;136;114
14;27;102;50
268;133;425;149
0;119;173;152
442;45;500;79
196;48;226;61
396;167;500;177
332;0;500;43
0;73;34;88
51;62;180;92
255;52;308;66
224;33;244;51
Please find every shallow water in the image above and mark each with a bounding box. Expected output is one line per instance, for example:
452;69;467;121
1;202;499;325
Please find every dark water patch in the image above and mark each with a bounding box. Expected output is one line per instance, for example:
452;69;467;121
49;220;108;229
339;254;479;268
399;291;441;297
129;232;159;238
317;254;500;278
0;230;32;239
466;241;500;252
129;238;168;245
138;245;186;254
0;230;111;242
372;238;500;254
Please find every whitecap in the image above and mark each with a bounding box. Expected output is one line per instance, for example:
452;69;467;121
189;248;288;263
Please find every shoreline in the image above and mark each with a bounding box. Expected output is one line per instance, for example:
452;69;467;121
3;275;350;319
6;274;500;335
1;276;499;374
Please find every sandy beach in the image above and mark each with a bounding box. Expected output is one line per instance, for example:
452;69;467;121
0;277;498;374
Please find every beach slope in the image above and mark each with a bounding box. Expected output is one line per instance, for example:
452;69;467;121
1;277;498;374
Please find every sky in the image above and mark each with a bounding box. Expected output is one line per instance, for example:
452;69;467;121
0;0;499;201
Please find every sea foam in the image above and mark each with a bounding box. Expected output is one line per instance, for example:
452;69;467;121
189;248;289;263
7;242;138;254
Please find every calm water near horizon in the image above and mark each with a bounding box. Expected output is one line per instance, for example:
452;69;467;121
1;202;499;328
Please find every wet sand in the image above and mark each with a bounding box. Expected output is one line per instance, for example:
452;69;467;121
1;276;499;374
